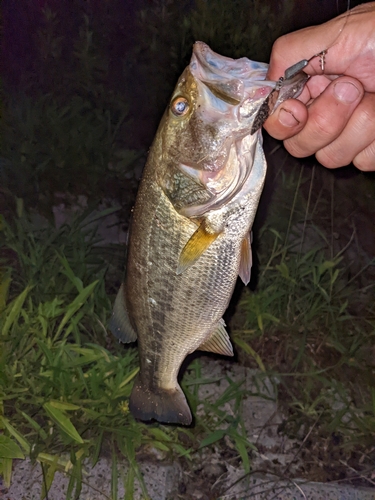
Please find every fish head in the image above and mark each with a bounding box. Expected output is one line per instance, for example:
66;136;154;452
154;43;277;216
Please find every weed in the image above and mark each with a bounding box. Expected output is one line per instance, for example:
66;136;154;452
0;208;142;494
233;159;375;479
0;208;258;498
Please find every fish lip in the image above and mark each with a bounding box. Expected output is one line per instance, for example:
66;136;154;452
191;42;235;75
191;41;277;109
192;41;259;80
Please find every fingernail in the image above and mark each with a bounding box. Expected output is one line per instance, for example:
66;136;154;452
279;108;300;127
334;82;360;103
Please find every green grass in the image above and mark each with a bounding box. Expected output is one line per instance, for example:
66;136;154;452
1;164;374;497
0;208;143;497
0;206;258;499
232;160;375;476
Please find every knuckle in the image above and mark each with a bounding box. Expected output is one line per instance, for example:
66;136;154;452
316;147;343;169
353;143;375;171
356;106;375;130
271;34;290;55
283;137;308;158
310;110;338;140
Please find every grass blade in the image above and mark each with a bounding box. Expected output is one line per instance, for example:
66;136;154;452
0;435;25;459
43;403;84;444
55;280;98;338
0;457;13;487
1;286;32;336
111;442;118;500
234;338;266;372
40;456;58;500
0;417;30;454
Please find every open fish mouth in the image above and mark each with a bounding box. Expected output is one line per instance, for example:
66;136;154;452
191;41;276;108
161;42;309;220
174;43;276;218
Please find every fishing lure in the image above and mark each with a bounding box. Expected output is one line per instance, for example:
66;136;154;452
251;50;328;135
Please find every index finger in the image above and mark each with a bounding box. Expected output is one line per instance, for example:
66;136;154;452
267;25;335;81
267;3;375;87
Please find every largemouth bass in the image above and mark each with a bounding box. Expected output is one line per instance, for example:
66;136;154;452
110;42;308;425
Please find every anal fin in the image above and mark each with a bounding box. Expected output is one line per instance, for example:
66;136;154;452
239;232;252;285
109;284;137;343
177;221;221;275
198;319;233;357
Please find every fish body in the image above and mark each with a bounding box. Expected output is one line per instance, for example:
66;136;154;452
110;43;307;425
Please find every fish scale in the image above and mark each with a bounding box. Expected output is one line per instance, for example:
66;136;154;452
110;42;309;425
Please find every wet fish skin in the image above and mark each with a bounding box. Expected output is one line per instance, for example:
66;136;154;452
110;42;307;425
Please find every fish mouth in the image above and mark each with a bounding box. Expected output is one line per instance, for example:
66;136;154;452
191;42;276;107
175;43;273;218
192;41;270;84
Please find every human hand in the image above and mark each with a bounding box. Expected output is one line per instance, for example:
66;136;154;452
264;2;375;171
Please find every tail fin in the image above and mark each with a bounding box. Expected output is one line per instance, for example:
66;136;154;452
129;376;192;425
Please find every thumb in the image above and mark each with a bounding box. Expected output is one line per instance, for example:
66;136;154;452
263;98;308;140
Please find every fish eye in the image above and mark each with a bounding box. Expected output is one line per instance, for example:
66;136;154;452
171;97;190;116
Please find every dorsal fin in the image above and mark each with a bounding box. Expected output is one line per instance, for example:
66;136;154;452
177;222;221;275
239;232;252;285
198;319;233;357
109;284;137;343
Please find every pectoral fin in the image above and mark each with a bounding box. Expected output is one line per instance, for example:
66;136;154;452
177;222;221;275
109;284;137;343
239;232;252;285
198;319;233;356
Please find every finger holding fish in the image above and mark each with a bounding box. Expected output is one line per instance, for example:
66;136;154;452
338;92;375;171
267;3;375;91
264;73;339;139
271;76;364;161
265;2;375;170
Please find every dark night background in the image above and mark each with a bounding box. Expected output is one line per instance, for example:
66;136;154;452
0;0;371;212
